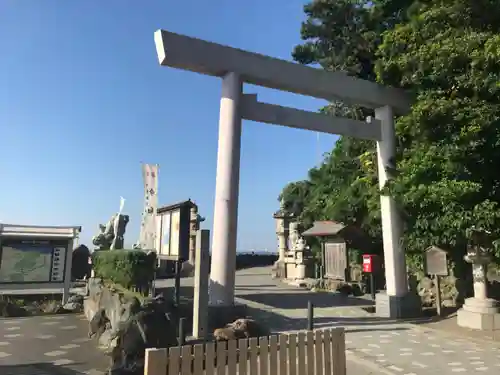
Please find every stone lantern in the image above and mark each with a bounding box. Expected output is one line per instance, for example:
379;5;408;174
457;227;500;330
272;199;294;279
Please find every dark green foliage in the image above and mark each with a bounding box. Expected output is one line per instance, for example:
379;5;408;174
92;250;156;290
282;0;500;269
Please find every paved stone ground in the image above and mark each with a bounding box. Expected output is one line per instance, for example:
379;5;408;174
237;268;500;375
157;266;500;375
0;314;108;375
5;267;499;375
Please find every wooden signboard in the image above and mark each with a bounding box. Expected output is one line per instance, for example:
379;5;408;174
424;245;448;317
424;246;448;276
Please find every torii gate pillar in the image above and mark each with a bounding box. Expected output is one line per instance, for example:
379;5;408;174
375;106;421;317
209;72;243;306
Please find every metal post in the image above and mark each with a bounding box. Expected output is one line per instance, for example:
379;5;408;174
150;261;157;297
174;260;181;306
307;301;314;331
178;317;186;346
370;273;376;301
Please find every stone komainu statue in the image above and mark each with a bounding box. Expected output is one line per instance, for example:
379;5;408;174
111;214;129;249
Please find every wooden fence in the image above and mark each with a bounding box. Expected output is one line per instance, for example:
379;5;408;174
144;327;346;375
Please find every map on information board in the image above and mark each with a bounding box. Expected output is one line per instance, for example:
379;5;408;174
0;244;53;283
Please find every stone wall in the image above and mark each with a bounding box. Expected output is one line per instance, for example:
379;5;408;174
158;253;278;278
415;274;471;307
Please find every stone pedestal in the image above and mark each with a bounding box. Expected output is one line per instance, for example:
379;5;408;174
375;291;422;319
271;260;286;279
457;235;499;331
457;298;500;330
295;264;307;279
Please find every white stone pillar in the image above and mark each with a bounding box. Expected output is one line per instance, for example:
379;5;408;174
276;217;286;262
375;105;408;297
209;72;243;306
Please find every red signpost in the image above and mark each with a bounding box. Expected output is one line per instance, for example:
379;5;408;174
362;254;375;273
362;254;378;300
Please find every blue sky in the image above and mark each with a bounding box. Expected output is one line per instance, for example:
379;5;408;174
0;0;336;251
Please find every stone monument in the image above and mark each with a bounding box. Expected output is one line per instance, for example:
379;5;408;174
271;199;294;279
457;227;500;330
137;164;159;250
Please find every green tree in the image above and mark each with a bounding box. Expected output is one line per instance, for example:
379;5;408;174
281;0;500;266
377;0;500;259
282;0;415;244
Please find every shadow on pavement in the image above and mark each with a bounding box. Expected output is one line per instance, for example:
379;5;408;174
344;327;409;334
0;363;86;375
157;281;408;334
243;304;410;333
240;291;374;309
234;284;279;289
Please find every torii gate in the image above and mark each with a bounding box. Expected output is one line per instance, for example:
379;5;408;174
154;30;420;318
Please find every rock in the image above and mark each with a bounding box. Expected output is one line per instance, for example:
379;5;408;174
214;317;269;341
351;283;364;297
230;318;270;337
89;309;110;340
63;294;84;312
40;300;65;314
85;278;141;334
0;301;28;317
84;279;180;375
108;296;178;375
336;283;353;296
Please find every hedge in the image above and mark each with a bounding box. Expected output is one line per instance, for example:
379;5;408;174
92;250;156;291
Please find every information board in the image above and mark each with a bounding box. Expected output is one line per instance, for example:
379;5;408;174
0;239;67;283
424;246;448;276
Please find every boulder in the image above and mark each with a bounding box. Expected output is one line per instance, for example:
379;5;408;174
84;279;179;375
63;294;84;312
108;297;178;375
214;317;269;341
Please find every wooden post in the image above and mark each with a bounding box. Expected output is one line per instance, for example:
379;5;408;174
435;274;442;317
192;229;210;339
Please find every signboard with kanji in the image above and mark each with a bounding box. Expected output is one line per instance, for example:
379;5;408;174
424;246;448;276
362;254;379;273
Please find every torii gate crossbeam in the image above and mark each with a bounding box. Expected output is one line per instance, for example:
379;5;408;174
154;29;421;319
